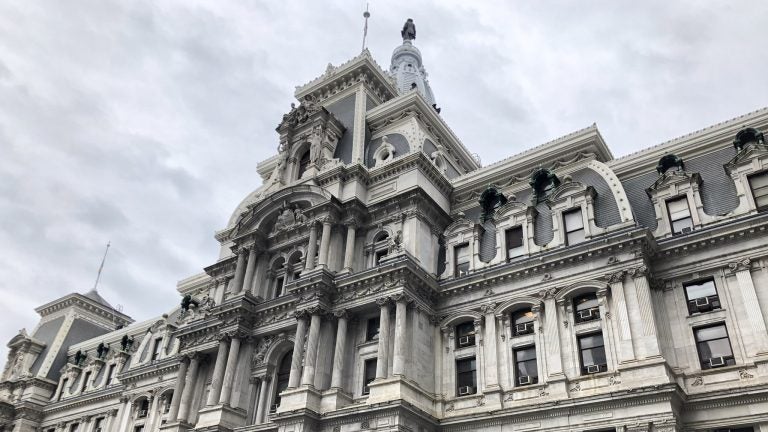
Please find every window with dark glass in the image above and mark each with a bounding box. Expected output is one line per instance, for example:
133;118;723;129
69;423;79;432
274;276;285;298
80;371;91;392
456;357;477;396
749;171;768;211
695;324;735;369
105;364;116;386
272;350;292;412
94;418;104;431
578;332;607;374
151;338;163;361
373;232;389;267
58;378;68;401
684;277;721;314
366;317;380;342
362;359;377;395
512;308;535;336
163;393;172;413
134;426;144;432
505;226;524;260
712;427;754;432
563;208;585;245
137;399;149;418
514;346;538;386
375;249;387;266
454;243;470;276
666;196;693;235
297;150;310;179
455;321;476;348
573;293;600;323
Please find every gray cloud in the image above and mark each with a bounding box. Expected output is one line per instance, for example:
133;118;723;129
1;0;767;360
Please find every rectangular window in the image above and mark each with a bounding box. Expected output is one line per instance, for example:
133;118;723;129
366;317;380;342
684;277;721;314
134;427;144;432
362;359;377;395
274;276;285;298
563;208;585;245
514;346;538;386
505;226;525;260
749;171;768;211
454;244;470;276
151;338;163;361
455;321;476;348
666;196;693;235
94;418;104;432
695;323;735;369
374;249;387;266
105;364;116;386
578;333;607;375
58;378;68;401
712;428;754;432
69;424;79;432
293;271;301;280
456;357;477;396
80;371;91;392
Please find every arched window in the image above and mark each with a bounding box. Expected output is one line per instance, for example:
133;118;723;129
511;308;535;336
372;232;389;266
297;150;310;179
272;350;293;412
573;292;599;323
270;258;286;299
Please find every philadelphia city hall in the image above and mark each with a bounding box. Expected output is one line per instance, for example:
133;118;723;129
3;18;768;432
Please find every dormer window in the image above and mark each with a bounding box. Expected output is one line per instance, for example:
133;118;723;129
297;150;310;179
505;226;524;260
748;171;768;211
454;244;470;277
666;196;693;235
563;208;585;245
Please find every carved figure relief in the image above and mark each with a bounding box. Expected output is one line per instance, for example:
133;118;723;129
273;202;307;234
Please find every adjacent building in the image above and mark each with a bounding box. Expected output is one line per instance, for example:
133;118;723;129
2;20;768;432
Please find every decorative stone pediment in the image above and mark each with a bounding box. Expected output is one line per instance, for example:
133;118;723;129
724;142;768;173
444;217;475;237
646;170;701;194
546;179;595;205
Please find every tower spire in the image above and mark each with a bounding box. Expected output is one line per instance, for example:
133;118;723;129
361;3;371;52
390;18;437;106
91;241;110;292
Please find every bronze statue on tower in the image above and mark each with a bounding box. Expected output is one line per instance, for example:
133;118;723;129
401;18;416;41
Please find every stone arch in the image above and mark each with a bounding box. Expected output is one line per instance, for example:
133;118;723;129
555;279;608;301
262;336;295;370
583;160;634;223
366;227;394;244
494;296;542;318
440;310;483;330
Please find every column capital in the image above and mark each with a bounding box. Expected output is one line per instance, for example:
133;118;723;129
294;309;310;321
390;293;410;304
629;264;650;279
305;306;327;316
376;296;391;307
603;270;626;284
538;287;559;300
185;352;199;361
480;303;497;315
333;309;350;320
728;257;752;273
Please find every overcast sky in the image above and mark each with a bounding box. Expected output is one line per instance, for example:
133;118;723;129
1;1;767;361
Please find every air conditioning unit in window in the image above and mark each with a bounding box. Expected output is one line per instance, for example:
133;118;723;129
515;323;533;335
681;227;692;234
458;386;474;396
709;356;726;368
518;376;532;385
578;309;595;320
695;297;712;312
138;409;148;418
458;336;474;347
586;364;601;374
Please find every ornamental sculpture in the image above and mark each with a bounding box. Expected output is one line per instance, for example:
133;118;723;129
401;18;416;41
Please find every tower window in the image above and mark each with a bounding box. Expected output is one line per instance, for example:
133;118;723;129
563;208;585;245
151;338;163;361
273;350;292;411
297;150;310;179
454;244;470;276
362;359;377;395
505;226;524;260
748;171;768;211
366;317;380;342
666;196;693;235
80;371;91;392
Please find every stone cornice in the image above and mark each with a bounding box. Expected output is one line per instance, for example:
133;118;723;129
117;358;179;384
43;386;125;414
34;294;133;327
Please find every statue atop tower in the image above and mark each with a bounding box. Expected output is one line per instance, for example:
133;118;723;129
401;18;416;41
390;18;436;106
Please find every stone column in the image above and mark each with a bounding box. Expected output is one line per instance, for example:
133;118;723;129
214;277;228;305
166;355;189;422
241;247;259;294
230;249;248;294
432;317;443;399
177;354;199;423
481;305;499;389
730;258;768;355
543;291;564;378
207;337;230;406
606;271;635;363
254;377;270;424
531;304;545;379
375;298;391;379
146;395;160;431
219;336;242;405
288;312;309;388
317;218;333;269
342;224;357;272
392;295;409;377
631;265;661;358
757;422;768;432
301;311;323;386
304;222;318;271
330;310;349;389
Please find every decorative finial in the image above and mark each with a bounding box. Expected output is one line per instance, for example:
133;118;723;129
401;18;416;42
92;241;111;292
361;3;371;52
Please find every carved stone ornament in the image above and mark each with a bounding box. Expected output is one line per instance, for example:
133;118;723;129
630;265;649;278
479;303;496;315
738;369;755;379
728;258;752;273
569;382;582;392
538;287;558;300
604;270;626;284
251;336;275;368
691;375;703;386
272;202;307;234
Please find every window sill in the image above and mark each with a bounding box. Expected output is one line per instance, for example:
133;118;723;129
689;362;744;376
453;346;476;357
685;309;727;326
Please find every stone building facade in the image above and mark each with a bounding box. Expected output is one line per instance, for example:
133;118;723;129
2;20;768;432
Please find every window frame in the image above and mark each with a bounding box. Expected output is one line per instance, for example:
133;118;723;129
563;208;586;245
511;308;535;336
573;292;600;323
104;363;116;387
454;243;470;277
683;277;721;315
666;196;694;235
366;317;380;342
80;371;91;393
513;345;538;386
455;357;477;396
455;321;476;348
361;358;377;395
578;332;608;375
297;149;310;179
505;226;525;261
151;337;163;362
748;170;768;212
694;323;736;370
